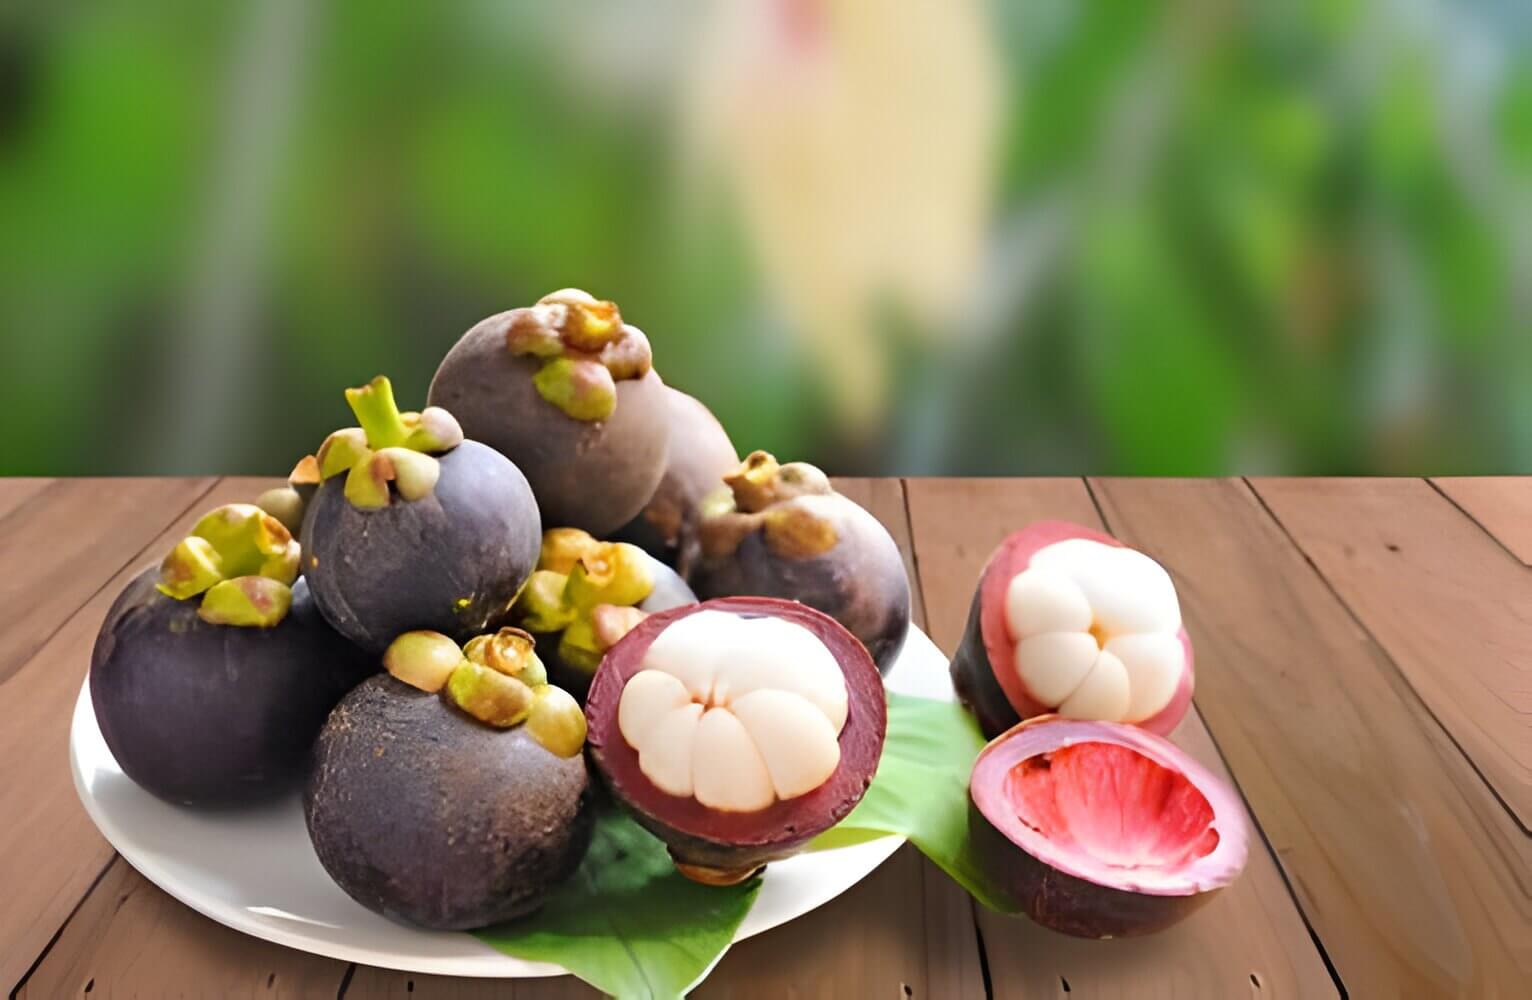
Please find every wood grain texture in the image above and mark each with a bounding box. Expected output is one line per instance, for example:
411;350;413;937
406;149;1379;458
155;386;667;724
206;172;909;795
0;477;53;521
16;859;346;999
1431;477;1532;566
0;476;217;994
904;478;1338;999
1092;477;1532;996
349;479;984;999
1251;478;1532;830
0;478;216;684
1;477;353;996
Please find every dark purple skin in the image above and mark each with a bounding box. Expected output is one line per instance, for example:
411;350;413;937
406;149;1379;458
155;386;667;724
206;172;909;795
949;587;1023;738
90;570;374;807
616;387;739;568
691;499;912;674
428;312;670;537
305;674;594;930
300;440;541;653
967;801;1216;938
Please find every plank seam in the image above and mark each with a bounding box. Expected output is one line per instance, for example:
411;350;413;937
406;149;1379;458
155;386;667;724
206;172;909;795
1243;477;1531;837
1086;477;1350;1000
1424;478;1531;568
8;855;118;1000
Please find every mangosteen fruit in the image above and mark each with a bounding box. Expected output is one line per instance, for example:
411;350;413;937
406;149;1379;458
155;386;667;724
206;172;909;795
969;717;1248;937
949;521;1194;740
306;628;593;930
510;527;697;701
300;375;542;653
616;386;739;570
586;597;886;885
428;288;670;537
256;454;320;539
690;451;911;673
90;503;373;806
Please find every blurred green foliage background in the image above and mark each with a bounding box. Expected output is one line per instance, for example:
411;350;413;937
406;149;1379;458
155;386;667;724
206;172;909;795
2;0;1528;476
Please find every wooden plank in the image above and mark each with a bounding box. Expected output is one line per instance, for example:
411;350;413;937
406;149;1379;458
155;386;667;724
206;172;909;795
0;477;217;685
0;477;53;521
1431;477;1532;566
1250;478;1532;829
904;478;1338;998
1090;477;1532;995
0;477;353;995
0;476;218;993
349;479;985;999
15;858;346;999
344;966;592;998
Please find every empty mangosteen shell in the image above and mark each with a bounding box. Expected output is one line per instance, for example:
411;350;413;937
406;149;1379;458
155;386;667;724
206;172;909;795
616;386;739;566
427;313;670;537
691;496;911;675
305;674;594;930
950;521;1194;739
301;440;542;653
967;718;1247;938
89;569;374;807
585;596;887;875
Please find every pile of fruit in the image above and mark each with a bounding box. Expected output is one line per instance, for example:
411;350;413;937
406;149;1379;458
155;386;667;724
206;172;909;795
90;289;1246;941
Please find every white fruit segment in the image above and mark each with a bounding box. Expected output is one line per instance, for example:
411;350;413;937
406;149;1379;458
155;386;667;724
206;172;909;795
1006;539;1183;724
617;610;848;811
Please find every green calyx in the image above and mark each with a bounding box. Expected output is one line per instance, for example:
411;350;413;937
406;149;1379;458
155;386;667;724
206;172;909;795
317;376;464;510
256;455;321;538
510;528;654;676
504;289;654;422
420;625;584;755
699;450;839;560
157;503;300;627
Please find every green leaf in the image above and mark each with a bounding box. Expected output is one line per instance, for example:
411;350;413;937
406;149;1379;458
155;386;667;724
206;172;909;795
812;693;1019;914
474;810;762;1000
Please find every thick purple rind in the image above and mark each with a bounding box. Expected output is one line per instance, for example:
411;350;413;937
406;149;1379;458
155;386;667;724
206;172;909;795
691;498;911;675
89;570;374;807
301;440;541;653
615;386;739;567
968;801;1217;938
304;674;594;930
428;313;670;537
586;597;887;875
949;584;1022;739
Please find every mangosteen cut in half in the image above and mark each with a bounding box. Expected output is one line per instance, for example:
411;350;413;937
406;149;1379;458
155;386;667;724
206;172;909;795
586;597;886;885
970;718;1248;938
950;521;1194;739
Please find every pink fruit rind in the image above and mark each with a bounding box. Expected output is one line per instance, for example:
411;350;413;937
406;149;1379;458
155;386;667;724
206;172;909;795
976;520;1194;736
970;717;1248;897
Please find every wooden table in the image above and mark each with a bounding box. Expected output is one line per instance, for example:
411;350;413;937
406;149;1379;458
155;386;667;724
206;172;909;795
3;476;1529;998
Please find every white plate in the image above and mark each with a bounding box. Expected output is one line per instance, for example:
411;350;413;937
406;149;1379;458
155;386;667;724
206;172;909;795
71;625;953;979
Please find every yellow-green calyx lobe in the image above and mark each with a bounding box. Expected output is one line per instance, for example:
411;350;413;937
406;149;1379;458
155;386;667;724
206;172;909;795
408;627;583;755
699;450;839;559
256;454;321;538
510;528;654;676
157;503;301;627
317;376;465;510
504;289;653;422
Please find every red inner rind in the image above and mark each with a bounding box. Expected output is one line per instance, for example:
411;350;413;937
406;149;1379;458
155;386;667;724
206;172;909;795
977;521;1194;736
586;596;887;848
1006;743;1218;871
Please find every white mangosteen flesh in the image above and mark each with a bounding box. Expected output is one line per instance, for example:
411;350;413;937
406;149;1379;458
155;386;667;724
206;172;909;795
972;720;1248;896
616;609;848;812
1005;539;1185;724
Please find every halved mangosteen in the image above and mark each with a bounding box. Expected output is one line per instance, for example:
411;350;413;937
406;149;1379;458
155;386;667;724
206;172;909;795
690;451;911;674
950;521;1193;739
586;597;887;885
970;717;1248;938
90;504;373;806
616;386;739;569
510;527;697;701
427;289;670;537
305;628;593;930
300;375;542;653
